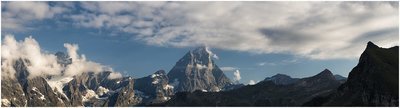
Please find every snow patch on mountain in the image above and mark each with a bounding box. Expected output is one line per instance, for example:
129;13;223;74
46;76;73;99
151;73;161;78
97;86;109;96
164;84;174;90
32;87;46;100
82;89;98;102
1;99;11;106
152;79;160;84
196;64;207;69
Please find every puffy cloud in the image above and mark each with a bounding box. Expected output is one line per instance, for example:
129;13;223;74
233;70;241;81
62;43;114;77
2;1;398;60
1;35;121;79
1;35;62;79
108;72;123;79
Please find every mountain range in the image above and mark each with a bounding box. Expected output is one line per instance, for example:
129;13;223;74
1;42;398;107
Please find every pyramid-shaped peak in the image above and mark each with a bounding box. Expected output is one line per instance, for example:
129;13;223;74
320;69;333;74
314;69;334;78
367;41;379;49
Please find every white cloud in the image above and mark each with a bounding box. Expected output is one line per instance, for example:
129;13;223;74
248;80;256;85
220;67;239;71
212;54;219;60
1;1;67;31
257;58;298;66
2;1;398;60
71;1;398;60
258;62;277;66
108;72;123;79
1;35;62;79
233;70;241;81
1;35;121;79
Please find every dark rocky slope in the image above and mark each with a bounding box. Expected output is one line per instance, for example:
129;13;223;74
163;69;341;106
305;42;399;106
134;70;174;105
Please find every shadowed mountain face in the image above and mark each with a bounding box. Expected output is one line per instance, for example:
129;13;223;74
167;46;232;92
305;42;399;106
334;74;346;81
163;69;341;106
264;73;299;85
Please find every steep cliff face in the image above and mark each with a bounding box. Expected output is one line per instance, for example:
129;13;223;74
322;42;399;106
1;77;27;107
167;46;231;92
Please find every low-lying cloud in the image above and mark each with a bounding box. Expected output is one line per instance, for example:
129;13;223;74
2;1;399;60
1;35;122;79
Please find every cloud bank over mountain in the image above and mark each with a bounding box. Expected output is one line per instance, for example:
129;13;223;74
1;35;121;79
1;1;398;60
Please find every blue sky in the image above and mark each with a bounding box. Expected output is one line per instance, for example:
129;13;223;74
1;1;398;84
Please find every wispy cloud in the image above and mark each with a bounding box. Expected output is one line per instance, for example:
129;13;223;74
220;66;239;71
1;1;68;31
257;62;276;66
257;58;298;66
2;1;398;60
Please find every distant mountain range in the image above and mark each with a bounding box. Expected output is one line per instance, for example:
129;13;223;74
1;42;398;107
162;69;343;106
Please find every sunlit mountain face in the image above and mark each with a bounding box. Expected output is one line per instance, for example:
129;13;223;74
1;1;398;107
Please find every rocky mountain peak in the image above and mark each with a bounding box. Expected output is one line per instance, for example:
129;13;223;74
313;69;334;79
167;46;231;92
134;70;173;105
309;42;399;106
366;41;379;49
153;70;166;76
